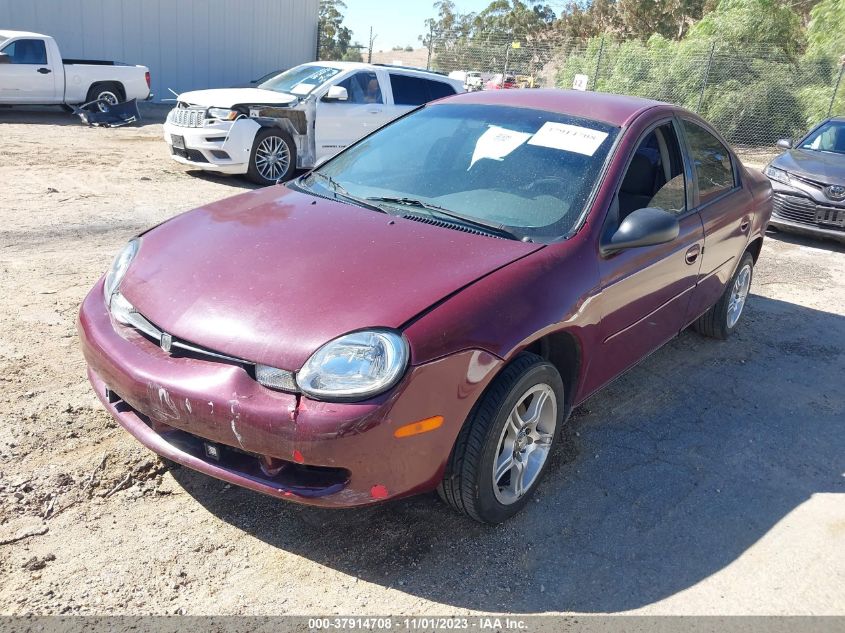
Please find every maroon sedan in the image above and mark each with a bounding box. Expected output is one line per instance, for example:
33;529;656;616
79;90;772;523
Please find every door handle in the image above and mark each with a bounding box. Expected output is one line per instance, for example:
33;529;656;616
37;67;51;74
740;219;750;232
685;244;701;265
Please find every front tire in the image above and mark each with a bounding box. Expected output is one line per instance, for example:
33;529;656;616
438;352;565;524
247;128;296;186
694;251;754;339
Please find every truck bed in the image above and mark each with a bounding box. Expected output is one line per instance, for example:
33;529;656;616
62;58;129;66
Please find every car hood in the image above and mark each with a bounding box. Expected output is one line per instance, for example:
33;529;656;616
771;149;845;185
120;186;542;370
177;88;298;108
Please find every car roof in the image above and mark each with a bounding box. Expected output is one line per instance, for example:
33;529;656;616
0;30;47;39
310;60;455;82
437;89;667;127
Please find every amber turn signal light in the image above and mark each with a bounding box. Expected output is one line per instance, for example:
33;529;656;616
393;415;444;438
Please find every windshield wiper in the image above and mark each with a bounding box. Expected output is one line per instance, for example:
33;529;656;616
303;173;388;214
365;196;528;241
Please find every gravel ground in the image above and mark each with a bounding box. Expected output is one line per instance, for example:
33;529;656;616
0;105;843;616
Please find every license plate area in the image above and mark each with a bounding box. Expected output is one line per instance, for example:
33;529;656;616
171;134;186;150
816;206;845;228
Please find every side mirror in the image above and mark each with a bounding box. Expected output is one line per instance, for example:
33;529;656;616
322;85;348;102
776;138;792;150
600;207;680;256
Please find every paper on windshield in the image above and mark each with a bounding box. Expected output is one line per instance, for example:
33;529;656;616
470;125;532;168
291;83;316;96
528;122;609;156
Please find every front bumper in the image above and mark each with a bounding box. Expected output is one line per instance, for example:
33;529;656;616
768;214;845;244
78;280;502;507
769;189;845;244
163;117;260;175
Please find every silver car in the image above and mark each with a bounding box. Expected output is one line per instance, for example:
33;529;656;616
765;117;845;244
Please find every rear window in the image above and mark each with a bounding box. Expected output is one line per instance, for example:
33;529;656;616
389;73;455;106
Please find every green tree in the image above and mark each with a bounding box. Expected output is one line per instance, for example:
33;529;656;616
806;0;845;59
688;0;805;56
319;0;354;61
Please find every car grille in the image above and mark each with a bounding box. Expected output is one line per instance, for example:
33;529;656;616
772;193;845;231
122;303;251;366
170;107;206;127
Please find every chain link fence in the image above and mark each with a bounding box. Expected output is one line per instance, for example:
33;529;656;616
422;31;845;156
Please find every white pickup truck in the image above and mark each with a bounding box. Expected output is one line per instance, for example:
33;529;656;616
163;61;463;185
0;30;151;109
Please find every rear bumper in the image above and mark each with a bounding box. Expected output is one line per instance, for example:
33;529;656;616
78;280;502;507
163;117;259;175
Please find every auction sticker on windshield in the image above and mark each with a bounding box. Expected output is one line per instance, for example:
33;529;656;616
470;125;532;167
528;122;609;156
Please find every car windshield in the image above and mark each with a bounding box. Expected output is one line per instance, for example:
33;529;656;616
257;65;341;96
798;120;845;155
306;103;618;241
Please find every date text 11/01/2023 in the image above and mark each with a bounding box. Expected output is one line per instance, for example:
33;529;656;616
308;617;528;630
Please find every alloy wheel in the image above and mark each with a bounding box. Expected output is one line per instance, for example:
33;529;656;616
254;135;291;182
727;264;752;328
492;383;557;505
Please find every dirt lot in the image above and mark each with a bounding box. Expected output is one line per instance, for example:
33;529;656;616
0;105;843;617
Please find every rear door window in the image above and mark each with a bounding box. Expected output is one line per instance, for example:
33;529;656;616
426;79;456;100
0;39;47;64
682;119;736;205
389;74;456;106
389;74;429;106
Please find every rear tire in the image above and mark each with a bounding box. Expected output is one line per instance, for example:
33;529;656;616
437;352;564;524
85;82;124;112
247;128;296;186
694;251;754;340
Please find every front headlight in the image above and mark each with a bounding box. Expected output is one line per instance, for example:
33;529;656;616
207;107;239;121
764;165;791;185
295;330;409;401
103;239;139;308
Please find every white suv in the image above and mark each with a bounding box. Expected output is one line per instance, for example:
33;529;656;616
163;61;463;185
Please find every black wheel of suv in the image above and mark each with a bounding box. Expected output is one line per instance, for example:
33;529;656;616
694;251;755;340
247;128;296;186
437;352;565;524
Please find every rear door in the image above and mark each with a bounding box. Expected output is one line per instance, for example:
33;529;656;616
314;69;392;161
678;117;753;325
586;118;704;393
0;37;57;104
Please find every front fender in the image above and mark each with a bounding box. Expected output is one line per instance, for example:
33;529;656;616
402;237;603;403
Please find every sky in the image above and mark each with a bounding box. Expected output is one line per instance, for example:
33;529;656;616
343;0;496;51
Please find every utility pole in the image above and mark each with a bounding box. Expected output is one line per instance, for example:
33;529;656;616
368;26;377;64
426;23;434;70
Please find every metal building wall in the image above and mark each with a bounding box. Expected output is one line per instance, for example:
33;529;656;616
0;0;319;101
